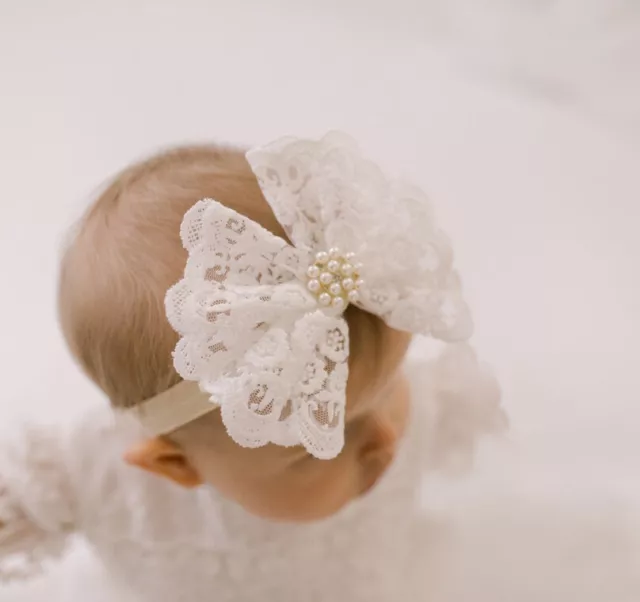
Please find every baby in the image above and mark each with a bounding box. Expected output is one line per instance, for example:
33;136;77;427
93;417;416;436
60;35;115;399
0;133;505;601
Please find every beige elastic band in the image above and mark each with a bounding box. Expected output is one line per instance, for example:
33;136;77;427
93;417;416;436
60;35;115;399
135;380;219;436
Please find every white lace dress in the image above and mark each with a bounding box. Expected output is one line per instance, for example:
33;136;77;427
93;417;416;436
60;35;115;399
0;346;504;601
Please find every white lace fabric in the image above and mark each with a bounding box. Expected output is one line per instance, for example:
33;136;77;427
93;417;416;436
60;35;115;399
0;424;74;582
0;350;507;598
166;132;472;459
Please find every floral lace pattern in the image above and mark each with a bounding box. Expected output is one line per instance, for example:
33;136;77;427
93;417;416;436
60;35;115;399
208;313;349;457
246;132;473;339
166;132;473;459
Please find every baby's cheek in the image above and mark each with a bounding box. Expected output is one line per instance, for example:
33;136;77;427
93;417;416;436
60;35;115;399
249;457;362;522
192;440;362;522
254;462;351;521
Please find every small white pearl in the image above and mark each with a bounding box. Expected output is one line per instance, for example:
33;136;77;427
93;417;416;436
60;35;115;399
319;292;332;306
307;279;321;293
307;265;320;279
345;252;356;261
329;247;341;259
348;290;360;303
319;272;334;285
355;278;365;288
332;297;346;311
315;251;329;265
329;282;342;296
342;277;355;291
354;262;364;272
327;260;341;273
340;263;354;276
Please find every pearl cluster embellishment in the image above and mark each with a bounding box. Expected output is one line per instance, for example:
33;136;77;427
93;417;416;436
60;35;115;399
306;248;364;311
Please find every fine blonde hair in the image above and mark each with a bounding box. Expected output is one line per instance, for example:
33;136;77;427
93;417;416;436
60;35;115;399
59;145;411;414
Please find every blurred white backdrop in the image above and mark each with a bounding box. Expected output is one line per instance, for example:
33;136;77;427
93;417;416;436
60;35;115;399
1;0;639;600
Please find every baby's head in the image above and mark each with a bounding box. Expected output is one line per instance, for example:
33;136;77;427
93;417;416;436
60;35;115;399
59;144;413;521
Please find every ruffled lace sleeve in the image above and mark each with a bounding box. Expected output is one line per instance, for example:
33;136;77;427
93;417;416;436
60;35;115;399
407;343;508;474
0;423;76;582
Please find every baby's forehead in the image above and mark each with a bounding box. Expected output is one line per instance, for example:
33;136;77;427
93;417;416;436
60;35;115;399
343;319;412;422
344;368;405;425
345;390;375;422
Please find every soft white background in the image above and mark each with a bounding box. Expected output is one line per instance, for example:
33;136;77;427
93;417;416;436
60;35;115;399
1;0;639;600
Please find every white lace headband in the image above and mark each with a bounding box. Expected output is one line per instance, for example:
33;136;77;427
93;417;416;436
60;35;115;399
134;132;472;459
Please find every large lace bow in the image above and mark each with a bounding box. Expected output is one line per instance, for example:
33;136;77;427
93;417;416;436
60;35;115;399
166;132;472;459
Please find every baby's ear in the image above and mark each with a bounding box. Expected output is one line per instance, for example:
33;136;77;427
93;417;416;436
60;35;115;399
124;437;203;488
